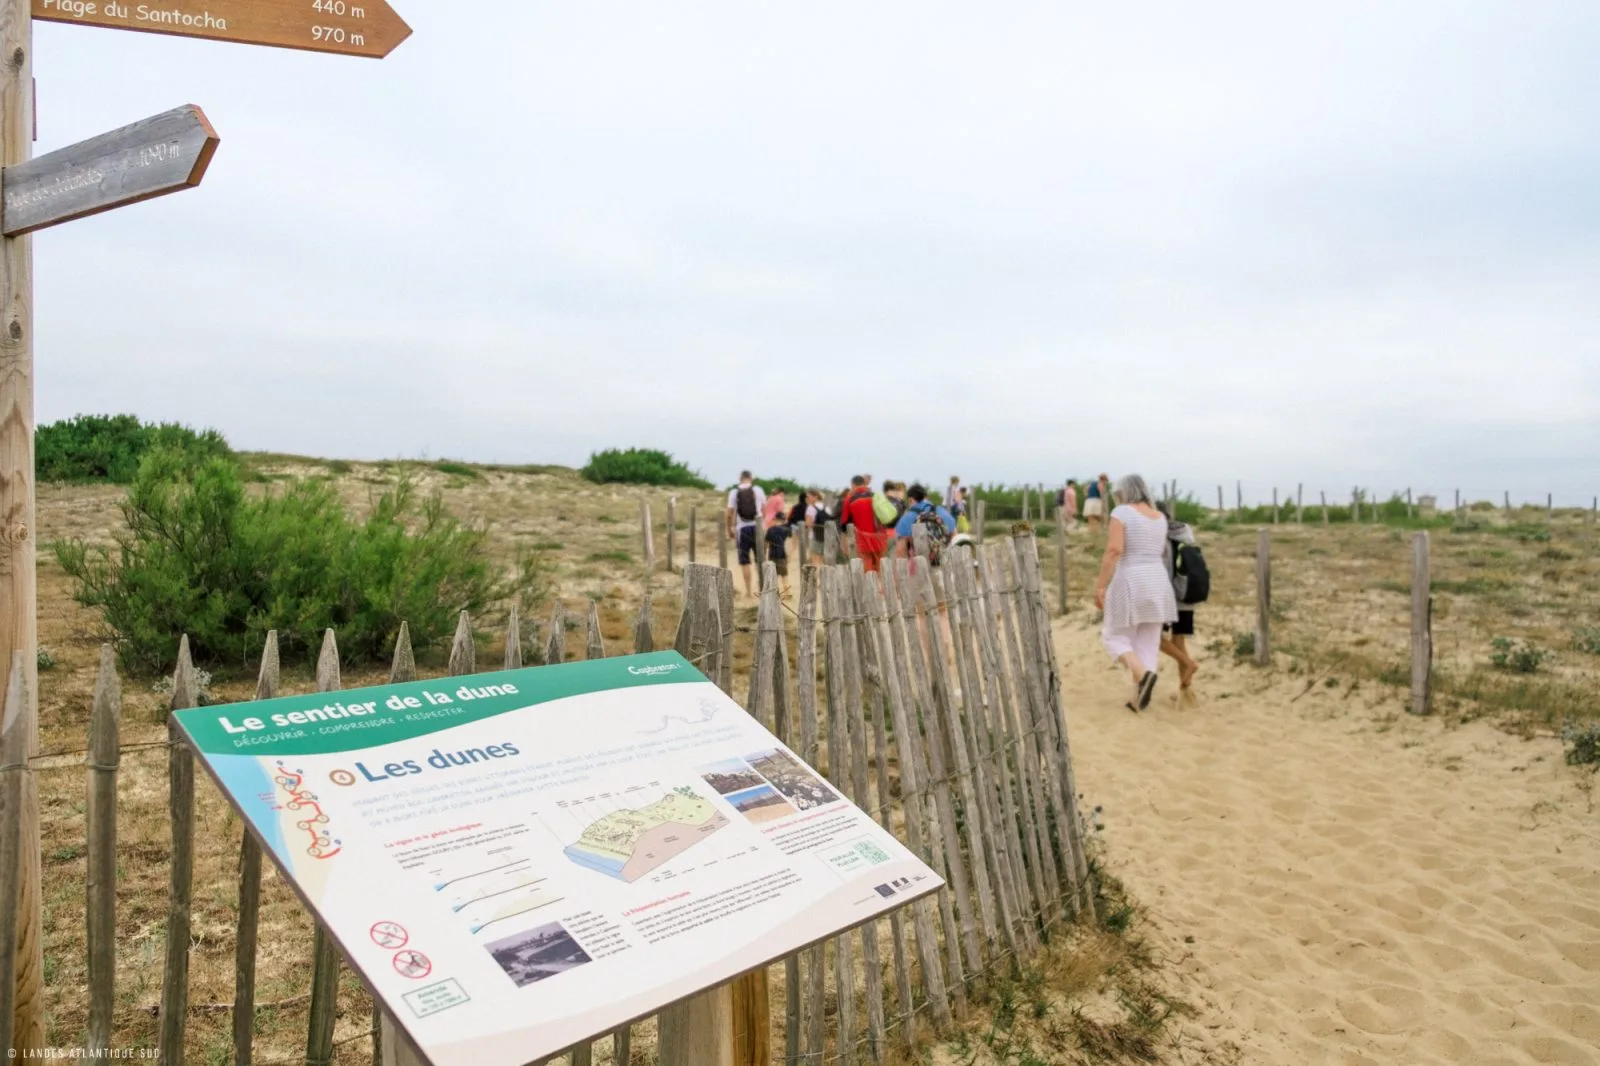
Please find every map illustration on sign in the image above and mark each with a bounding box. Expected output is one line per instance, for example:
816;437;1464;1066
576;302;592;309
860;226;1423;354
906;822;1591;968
561;786;729;882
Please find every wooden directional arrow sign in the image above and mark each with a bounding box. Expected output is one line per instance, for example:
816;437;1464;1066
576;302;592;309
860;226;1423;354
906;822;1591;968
33;0;411;59
2;104;218;236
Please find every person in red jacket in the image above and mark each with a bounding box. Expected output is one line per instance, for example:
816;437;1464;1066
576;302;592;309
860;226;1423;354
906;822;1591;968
839;474;887;573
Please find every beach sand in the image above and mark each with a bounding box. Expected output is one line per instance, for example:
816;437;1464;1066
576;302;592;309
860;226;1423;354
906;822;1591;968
1055;617;1600;1065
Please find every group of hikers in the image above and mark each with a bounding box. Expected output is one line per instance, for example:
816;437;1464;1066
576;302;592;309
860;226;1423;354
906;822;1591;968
724;472;969;593
723;469;1209;709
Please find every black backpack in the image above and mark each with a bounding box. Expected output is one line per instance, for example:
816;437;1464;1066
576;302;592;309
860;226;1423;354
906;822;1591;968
1174;543;1210;605
915;507;951;564
787;501;807;525
735;486;759;521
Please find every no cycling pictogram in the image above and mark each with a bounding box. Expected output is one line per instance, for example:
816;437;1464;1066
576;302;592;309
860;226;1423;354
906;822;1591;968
370;920;409;949
393;950;432;979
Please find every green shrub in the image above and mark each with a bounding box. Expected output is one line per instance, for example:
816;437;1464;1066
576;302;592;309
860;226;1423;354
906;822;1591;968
434;460;480;479
1563;722;1600;766
1571;627;1600;656
55;448;503;675
1232;631;1256;659
36;647;55;671
36;414;231;484
581;448;711;489
1489;637;1551;674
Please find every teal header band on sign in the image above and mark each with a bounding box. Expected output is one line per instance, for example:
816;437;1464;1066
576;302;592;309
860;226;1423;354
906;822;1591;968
173;650;704;757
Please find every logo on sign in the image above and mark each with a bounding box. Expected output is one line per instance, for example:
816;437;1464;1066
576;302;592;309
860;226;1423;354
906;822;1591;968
627;664;681;676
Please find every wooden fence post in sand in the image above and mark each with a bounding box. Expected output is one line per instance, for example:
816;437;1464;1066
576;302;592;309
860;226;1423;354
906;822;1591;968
1236;480;1243;514
1296;484;1304;524
975;499;987;544
1504;491;1511;517
1353;489;1361;524
1217;485;1225;519
503;607;522;670
1021;484;1030;523
1407;487;1414;519
718;511;729;571
1272;487;1279;524
446;611;475;676
377;626;418;1066
823;521;839;566
233;633;281;1066
85;647;120;1066
0;653;28;1061
1410;532;1432;716
160;637;200;1066
689;505;698;564
667;496;677;572
1547;493;1554;521
305;632;344;1066
641;499;657;571
1254;532;1271;667
660;987;735;1066
1321;491;1329;526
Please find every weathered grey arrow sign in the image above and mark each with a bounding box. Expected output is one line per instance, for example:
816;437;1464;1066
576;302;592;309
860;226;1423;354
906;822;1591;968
1;104;218;237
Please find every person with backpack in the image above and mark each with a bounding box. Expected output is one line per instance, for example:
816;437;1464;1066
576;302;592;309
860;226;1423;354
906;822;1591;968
1093;473;1178;712
801;490;829;564
1157;500;1208;694
840;474;889;573
765;520;793;595
726;471;767;598
894;484;955;563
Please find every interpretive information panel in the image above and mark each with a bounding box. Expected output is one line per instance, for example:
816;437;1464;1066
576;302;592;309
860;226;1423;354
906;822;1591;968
173;651;942;1066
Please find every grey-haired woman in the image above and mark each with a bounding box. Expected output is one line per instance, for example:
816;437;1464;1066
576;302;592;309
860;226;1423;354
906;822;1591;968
1093;474;1178;710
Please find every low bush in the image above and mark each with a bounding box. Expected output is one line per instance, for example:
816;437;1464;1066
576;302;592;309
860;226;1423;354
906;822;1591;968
1488;637;1551;674
1571;626;1600;656
434;460;480;479
581;448;712;489
1563;722;1600;766
55;447;504;675
36;414;231;484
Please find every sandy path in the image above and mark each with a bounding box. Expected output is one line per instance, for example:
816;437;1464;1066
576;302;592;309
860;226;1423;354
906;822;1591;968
1054;615;1600;1066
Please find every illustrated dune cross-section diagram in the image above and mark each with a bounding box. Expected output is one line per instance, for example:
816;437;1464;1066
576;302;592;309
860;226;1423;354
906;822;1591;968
563;786;729;882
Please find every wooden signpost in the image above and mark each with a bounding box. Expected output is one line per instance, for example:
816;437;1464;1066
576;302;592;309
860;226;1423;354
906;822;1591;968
33;0;412;58
2;104;217;235
2;0;409;1053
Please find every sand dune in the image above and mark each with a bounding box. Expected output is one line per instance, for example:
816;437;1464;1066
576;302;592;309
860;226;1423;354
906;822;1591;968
1055;616;1600;1065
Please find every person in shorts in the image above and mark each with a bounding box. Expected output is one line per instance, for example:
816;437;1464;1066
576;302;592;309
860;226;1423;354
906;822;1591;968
765;521;792;594
1157;500;1201;693
726;471;767;597
1083;475;1106;531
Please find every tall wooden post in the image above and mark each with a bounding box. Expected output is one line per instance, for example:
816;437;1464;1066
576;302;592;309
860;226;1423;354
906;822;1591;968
660;987;735;1066
1236;480;1242;514
1320;491;1328;526
1406;487;1413;519
0;0;40;1047
667;496;677;572
640;499;656;571
974;499;986;544
1547;492;1553;520
1409;532;1431;716
1254;531;1271;666
688;505;698;564
1272;487;1279;524
718;512;729;571
1504;490;1511;517
1217;485;1224;519
1296;483;1303;524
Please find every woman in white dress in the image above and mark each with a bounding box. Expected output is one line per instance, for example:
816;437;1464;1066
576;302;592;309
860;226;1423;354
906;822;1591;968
1093;474;1179;711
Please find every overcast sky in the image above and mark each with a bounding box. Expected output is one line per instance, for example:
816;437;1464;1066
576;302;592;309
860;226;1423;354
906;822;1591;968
31;2;1600;503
